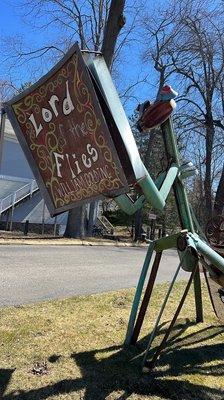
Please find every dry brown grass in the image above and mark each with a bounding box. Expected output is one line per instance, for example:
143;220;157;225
0;281;224;399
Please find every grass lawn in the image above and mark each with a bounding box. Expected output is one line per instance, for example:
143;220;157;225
0;281;224;399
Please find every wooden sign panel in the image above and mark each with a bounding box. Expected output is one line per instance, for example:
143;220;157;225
4;44;128;215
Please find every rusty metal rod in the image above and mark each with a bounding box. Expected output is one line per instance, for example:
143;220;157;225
202;266;218;318
131;252;162;345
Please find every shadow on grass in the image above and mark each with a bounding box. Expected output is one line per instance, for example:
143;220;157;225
2;321;224;400
0;369;15;398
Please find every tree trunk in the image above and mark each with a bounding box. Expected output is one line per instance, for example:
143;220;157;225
213;164;224;216
134;208;142;242
64;0;126;238
204;115;214;221
101;0;126;70
86;201;98;236
87;0;126;236
64;205;86;238
144;131;156;170
133;65;166;240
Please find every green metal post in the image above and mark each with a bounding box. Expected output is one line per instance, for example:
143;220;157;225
154;230;188;252
161;119;203;323
124;241;155;345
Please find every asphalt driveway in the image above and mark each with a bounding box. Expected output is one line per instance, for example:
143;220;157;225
0;245;188;307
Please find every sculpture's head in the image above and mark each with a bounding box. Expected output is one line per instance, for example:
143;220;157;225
137;86;178;132
157;85;178;102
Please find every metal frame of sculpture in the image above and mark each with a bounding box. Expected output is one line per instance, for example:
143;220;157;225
85;51;224;371
115;102;224;372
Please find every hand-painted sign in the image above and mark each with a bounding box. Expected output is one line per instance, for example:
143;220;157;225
4;44;128;215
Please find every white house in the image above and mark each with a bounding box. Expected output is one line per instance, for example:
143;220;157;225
0;113;68;232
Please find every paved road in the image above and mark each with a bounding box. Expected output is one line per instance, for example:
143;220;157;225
0;245;188;307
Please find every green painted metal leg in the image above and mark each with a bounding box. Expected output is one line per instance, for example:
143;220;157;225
124;241;155;345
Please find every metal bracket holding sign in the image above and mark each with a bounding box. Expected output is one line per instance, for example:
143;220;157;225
4;43;128;216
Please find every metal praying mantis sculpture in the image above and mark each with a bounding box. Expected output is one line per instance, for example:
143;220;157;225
112;85;224;372
3;45;224;373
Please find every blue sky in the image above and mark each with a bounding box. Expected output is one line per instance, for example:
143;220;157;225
0;1;22;36
0;0;49;42
0;0;160;115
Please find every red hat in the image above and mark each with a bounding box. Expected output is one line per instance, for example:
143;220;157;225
160;85;172;93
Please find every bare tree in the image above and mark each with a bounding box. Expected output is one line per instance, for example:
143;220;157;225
0;80;16;105
101;0;126;68
1;0;137;238
142;0;224;223
65;0;127;238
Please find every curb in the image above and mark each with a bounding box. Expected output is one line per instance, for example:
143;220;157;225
0;238;147;247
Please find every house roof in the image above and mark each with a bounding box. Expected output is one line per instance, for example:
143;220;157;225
0;114;18;142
